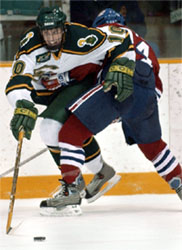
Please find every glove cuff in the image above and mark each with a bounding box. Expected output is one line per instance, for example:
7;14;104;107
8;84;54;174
109;65;134;76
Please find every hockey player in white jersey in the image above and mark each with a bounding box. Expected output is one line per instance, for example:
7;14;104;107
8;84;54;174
5;6;125;216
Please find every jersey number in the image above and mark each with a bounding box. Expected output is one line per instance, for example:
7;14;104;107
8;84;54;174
136;41;152;67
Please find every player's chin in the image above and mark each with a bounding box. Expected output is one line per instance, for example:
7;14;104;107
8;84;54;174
46;42;61;51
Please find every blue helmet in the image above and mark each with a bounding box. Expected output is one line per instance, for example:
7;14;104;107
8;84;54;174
92;8;126;28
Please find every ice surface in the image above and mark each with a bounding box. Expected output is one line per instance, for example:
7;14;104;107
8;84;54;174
0;194;182;250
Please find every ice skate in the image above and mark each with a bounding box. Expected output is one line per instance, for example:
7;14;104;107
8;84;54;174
176;185;182;200
85;162;121;203
169;176;182;200
40;174;85;216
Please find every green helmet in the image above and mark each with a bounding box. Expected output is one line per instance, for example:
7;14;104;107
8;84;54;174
36;6;66;30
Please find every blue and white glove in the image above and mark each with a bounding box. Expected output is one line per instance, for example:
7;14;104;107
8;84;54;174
41;72;72;90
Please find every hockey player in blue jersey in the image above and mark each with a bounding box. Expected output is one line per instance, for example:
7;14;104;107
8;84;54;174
56;8;182;207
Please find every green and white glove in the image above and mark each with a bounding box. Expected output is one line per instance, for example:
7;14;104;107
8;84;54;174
10;99;38;140
103;57;135;102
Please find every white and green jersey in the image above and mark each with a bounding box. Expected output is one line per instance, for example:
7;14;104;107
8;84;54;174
5;22;135;107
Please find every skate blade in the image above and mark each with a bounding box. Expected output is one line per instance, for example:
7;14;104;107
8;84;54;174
40;204;82;217
86;174;121;203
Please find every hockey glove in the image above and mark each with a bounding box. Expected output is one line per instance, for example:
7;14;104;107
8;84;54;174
10;99;38;140
41;72;71;90
103;57;135;102
42;77;61;90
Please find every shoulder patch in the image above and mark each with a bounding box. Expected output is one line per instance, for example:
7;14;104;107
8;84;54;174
77;35;98;48
20;31;34;48
36;52;51;63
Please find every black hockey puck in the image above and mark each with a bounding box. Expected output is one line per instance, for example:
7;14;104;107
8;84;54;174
33;236;46;241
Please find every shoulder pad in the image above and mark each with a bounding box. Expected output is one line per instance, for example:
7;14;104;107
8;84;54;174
64;23;106;53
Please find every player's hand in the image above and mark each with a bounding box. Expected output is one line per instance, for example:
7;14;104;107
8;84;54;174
103;57;135;102
10;99;38;140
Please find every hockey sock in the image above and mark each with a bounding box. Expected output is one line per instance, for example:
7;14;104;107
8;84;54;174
58;114;93;183
48;136;102;169
138;139;167;160
84;136;103;174
84;136;101;162
59;114;92;145
60;164;81;184
48;146;60;166
138;139;182;188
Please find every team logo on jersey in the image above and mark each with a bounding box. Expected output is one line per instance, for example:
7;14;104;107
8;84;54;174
36;52;51;63
77;35;98;48
20;32;34;48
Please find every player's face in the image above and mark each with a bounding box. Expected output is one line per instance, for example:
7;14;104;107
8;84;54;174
42;27;63;51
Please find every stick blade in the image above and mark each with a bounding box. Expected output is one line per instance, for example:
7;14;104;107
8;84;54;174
6;226;12;234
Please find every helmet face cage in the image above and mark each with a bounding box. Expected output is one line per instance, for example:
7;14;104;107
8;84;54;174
36;6;67;31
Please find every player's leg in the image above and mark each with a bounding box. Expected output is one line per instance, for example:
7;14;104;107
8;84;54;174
39;83;130;213
52;87;126;209
122;84;182;200
58;85;129;184
37;78;109;212
39;117;120;212
138;140;182;200
83;136;121;202
85;160;121;203
39;118;102;173
39;115;92;215
39;118;62;166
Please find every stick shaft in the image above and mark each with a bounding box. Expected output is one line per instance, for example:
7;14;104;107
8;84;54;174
0;148;48;178
6;129;24;234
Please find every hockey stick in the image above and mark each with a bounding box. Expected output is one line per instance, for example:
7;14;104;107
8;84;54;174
0;147;48;178
6;128;24;234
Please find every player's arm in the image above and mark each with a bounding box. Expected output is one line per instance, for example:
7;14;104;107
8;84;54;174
5;59;38;140
5;27;47;140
